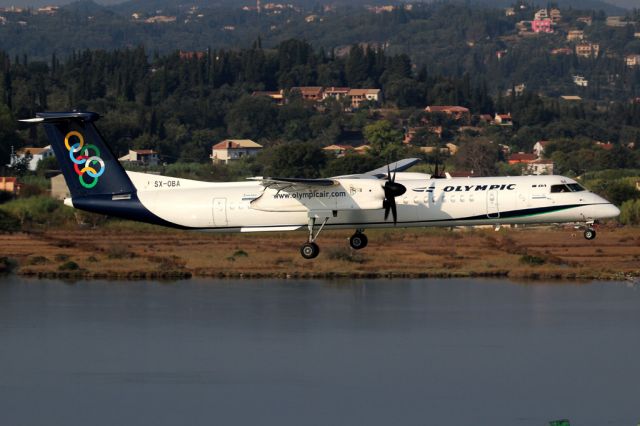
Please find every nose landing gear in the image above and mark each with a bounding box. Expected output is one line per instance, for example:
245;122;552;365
578;220;598;240
583;228;596;240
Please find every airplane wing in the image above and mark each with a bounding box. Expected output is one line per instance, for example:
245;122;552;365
248;176;337;191
335;158;421;179
248;158;420;188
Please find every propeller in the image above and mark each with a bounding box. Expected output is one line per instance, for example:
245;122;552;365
383;162;406;225
431;156;446;179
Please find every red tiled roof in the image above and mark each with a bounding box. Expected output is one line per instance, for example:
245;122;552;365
427;106;470;113
133;149;157;155
509;153;538;162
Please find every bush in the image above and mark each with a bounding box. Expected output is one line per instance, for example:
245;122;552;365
0;209;20;232
0;196;71;226
520;254;546;266
106;244;135;259
58;261;80;271
326;247;366;263
28;255;49;265
0;257;18;274
619;199;640;225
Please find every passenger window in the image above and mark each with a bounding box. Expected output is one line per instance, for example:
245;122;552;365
550;184;570;193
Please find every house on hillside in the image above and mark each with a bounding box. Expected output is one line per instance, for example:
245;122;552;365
567;30;584;41
291;86;324;101
10;146;54;171
494;113;513;126
527;159;555;175
531;18;553;33
577;16;592;26
0;177;19;194
534;9;548;20
625;54;640;68
425;106;471;124
252;90;285;105
211;139;262;164
348;89;381;108
575;42;599;58
595;141;614;151
322;87;350;101
353;145;371;155
118;149;160;166
573;75;588;87
551;48;573;55
508;152;537;165
322;144;352;157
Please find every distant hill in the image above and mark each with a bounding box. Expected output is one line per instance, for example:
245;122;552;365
0;0;632;13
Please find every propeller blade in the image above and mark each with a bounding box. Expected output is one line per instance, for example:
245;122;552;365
382;179;406;225
391;199;398;224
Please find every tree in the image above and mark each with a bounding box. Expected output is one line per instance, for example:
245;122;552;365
226;95;278;141
260;142;327;178
454;138;500;176
363;120;403;157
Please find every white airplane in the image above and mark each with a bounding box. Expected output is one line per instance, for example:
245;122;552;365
22;112;620;259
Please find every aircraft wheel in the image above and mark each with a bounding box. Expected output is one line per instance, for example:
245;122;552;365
584;228;596;240
349;233;368;250
301;242;320;259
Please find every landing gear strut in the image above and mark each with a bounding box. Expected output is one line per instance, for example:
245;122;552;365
300;216;329;259
349;230;368;250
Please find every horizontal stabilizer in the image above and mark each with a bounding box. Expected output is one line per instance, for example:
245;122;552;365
19;112;100;123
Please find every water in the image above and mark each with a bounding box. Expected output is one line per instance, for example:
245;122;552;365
0;277;639;426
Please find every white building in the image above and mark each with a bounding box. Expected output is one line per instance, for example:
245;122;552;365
527;159;555;175
573;75;588;87
625;54;640;68
211;139;262;164
118;149;160;166
10;145;54;171
347;89;382;108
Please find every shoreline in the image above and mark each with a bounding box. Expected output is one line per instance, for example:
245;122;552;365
2;225;639;282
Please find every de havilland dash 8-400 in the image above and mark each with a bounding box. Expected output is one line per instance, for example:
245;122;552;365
21;112;620;259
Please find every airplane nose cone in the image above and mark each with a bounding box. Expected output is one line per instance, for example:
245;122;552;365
602;203;621;219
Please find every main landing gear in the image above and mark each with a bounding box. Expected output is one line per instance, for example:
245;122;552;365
299;218;369;259
349;229;368;250
300;216;329;259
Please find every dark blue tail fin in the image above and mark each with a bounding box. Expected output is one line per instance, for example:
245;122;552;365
24;112;136;197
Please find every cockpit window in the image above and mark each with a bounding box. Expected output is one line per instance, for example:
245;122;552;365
551;183;587;193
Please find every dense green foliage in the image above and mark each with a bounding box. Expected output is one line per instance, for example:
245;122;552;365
0;1;639;211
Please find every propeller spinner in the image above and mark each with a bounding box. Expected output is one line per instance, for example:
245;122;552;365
382;164;406;224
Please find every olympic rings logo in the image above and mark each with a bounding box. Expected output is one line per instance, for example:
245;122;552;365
64;131;106;189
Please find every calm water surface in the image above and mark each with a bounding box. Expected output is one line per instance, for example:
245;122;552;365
0;277;639;426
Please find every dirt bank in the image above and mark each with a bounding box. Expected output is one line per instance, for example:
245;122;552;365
1;224;639;281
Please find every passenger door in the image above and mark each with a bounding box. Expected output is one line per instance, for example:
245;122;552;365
212;198;228;226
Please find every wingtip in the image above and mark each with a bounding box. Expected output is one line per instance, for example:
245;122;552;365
18;118;45;123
